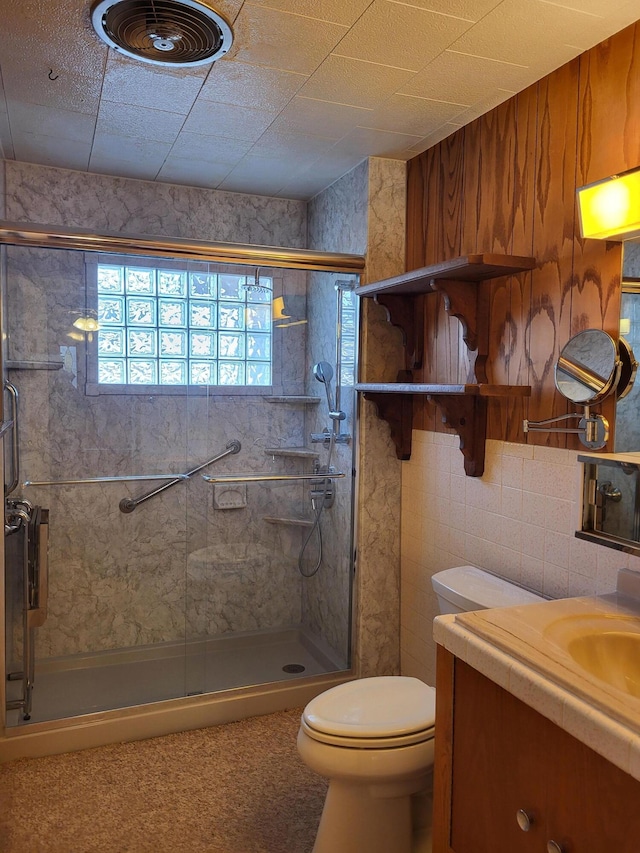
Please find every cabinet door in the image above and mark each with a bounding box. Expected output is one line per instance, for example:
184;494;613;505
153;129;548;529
448;659;640;853
449;660;546;853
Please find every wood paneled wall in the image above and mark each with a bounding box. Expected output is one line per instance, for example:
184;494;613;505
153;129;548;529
406;22;640;448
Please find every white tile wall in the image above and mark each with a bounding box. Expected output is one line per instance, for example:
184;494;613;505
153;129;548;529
400;430;640;685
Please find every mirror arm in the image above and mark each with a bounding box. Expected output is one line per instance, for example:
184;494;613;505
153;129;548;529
523;409;609;449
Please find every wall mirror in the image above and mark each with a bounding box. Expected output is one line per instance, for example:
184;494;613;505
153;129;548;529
524;327;634;450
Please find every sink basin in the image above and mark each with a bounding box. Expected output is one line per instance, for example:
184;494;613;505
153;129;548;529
543;613;640;697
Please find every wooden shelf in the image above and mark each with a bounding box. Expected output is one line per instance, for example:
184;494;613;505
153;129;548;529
358;386;532;476
355;253;536;298
357;253;535;355
355;383;531;397
356;253;535;476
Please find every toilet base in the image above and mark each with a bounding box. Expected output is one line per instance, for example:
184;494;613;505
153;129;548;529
312;779;431;853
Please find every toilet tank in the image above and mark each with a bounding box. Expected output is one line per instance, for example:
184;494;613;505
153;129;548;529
432;565;545;614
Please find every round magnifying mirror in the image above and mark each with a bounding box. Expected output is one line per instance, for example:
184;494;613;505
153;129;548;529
554;329;620;404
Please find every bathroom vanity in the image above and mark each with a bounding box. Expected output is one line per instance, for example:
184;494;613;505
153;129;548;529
433;571;640;852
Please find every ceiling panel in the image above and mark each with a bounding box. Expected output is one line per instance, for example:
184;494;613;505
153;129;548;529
0;0;636;200
227;5;348;74
244;0;374;27
297;55;415;108
332;0;474;71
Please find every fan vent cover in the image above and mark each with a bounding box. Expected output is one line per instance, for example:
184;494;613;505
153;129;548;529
91;0;233;67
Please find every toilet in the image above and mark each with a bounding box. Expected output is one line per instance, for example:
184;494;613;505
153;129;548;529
297;566;545;853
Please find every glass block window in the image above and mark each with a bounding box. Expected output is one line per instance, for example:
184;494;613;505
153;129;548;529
340;287;358;386
96;264;272;387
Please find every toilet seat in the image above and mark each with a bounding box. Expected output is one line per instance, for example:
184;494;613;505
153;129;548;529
302;676;436;749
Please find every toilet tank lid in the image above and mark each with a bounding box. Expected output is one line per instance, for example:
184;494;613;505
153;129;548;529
432;566;545;610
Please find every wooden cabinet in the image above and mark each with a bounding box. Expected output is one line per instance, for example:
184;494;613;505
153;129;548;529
355;253;534;475
434;647;640;853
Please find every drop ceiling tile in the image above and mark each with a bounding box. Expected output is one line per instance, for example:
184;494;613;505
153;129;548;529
450;87;517;125
213;0;247;23
269;96;373;138
88;159;163;182
247;129;337;161
450;0;613;68
298;55;415;109
332;0;473;72
536;0;630;15
10;131;91;170
101;56;207;113
361;93;467;136
330;125;424;159
227;5;348;74
406;120;463;154
386;0;502;20
7;101;96;144
168;132;253;164
0;52;103;115
90;133;172;172
182;100;276;142
277;151;366;197
96;101;187;143
156;158;234;188
199;60;307;112
244;0;374;26
399;49;533;104
218;157;301;194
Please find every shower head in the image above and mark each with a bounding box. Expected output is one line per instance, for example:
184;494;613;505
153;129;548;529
312;362;345;422
313;362;334;385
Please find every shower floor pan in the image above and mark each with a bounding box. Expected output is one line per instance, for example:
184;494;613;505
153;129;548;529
6;627;345;726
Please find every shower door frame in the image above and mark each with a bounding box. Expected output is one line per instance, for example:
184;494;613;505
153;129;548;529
0;224;365;761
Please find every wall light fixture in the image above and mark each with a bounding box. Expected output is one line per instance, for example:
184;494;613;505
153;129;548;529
577;167;640;240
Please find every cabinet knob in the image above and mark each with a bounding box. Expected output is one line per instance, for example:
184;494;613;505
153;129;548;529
516;809;534;832
547;842;565;853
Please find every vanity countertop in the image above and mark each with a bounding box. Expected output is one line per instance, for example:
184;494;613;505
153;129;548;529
434;570;640;782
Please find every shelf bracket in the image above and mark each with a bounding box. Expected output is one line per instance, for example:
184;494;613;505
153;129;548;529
375;293;424;372
362;392;413;460
428;394;487;477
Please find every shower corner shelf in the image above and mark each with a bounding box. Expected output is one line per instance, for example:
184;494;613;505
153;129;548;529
265;447;320;459
263;396;321;405
263;515;314;528
355;253;535;477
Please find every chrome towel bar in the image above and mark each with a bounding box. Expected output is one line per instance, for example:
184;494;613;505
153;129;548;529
24;474;191;486
203;471;345;484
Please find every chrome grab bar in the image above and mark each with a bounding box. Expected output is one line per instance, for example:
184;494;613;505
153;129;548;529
4;381;20;495
24;474;191;486
203;471;345;484
120;439;242;513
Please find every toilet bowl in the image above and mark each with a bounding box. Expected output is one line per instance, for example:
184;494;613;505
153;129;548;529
298;566;545;853
298;676;436;853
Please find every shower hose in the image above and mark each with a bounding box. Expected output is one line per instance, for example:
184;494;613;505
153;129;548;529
297;429;336;578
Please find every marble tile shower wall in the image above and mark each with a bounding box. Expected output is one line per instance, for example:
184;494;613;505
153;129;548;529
2;161;327;661
400;430;640;686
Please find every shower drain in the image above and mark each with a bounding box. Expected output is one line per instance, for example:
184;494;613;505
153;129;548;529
282;663;306;674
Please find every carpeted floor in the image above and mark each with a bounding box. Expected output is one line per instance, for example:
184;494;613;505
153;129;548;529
0;708;327;853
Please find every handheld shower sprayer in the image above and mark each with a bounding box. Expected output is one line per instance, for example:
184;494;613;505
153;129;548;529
313;362;345;421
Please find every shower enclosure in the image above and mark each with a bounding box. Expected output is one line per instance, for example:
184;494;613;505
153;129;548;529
1;228;361;732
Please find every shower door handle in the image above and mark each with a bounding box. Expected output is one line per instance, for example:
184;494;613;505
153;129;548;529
27;508;49;629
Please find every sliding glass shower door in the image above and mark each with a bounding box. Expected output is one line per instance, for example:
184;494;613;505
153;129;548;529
2;242;357;726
